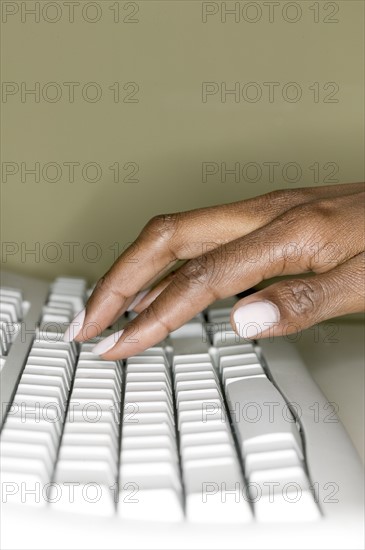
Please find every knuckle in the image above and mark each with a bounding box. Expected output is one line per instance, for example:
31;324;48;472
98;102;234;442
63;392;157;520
172;254;222;299
94;275;110;293
139;300;173;334
93;274;124;300
307;198;336;222
273;200;334;245
144;213;181;243
277;279;322;317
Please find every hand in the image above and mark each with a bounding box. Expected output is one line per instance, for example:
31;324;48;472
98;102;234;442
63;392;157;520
64;183;365;359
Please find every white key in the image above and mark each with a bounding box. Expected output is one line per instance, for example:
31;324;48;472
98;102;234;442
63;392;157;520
31;340;77;363
20;374;68;402
122;422;173;437
175;370;215;383
173;354;212;366
126;411;175;429
181;430;231;447
3;415;62;443
125;381;170;392
62;432;118;453
52;461;116;516
176;379;218;392
182;443;234;460
0;301;19;322
123;401;173;419
213;329;251;347
218;345;257;358
1;442;54;475
71;387;120;404
77;360;122;384
174;362;214;373
127;364;169;375
122;434;175;450
121;447;177;463
24;365;71;388
245;449;302;477
178;407;226;427
68;398;119;422
207;304;236;322
120;461;180;490
219;352;260;373
58;445;118;474
127;356;167;366
183;457;252;523
225;377;303;458
72;382;120;407
27;356;73;380
0;288;23;318
118;463;183;522
250;466;320;522
176;388;220;404
178;398;222;412
1;426;58;455
29;348;73;372
1;456;50;493
180;419;230;435
126;372;171;385
42;312;72;324
222;364;264;385
48;293;84;313
64;419;119;440
17;383;65;407
13;394;65;419
124;391;173;409
76;368;121;386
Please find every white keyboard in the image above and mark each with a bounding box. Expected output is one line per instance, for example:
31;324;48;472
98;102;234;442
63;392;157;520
0;270;363;549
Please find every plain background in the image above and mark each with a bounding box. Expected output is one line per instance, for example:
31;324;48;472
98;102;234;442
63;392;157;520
1;0;364;281
1;1;364;461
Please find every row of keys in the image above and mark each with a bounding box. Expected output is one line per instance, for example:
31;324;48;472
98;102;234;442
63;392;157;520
0;336;78;505
40;277;87;329
51;342;123;515
220;345;320;522
0;286;24;358
172;355;253;523
119;349;184;521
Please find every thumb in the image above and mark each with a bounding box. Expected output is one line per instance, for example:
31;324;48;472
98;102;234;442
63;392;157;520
230;253;364;339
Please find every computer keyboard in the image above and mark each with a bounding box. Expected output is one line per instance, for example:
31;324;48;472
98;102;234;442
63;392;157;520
0;270;363;549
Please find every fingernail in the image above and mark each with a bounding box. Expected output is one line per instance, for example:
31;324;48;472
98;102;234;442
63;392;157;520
127;289;150;312
63;309;86;342
92;329;124;356
233;301;279;339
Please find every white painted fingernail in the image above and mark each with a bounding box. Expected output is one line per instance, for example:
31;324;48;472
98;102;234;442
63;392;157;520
63;309;86;342
127;289;150;312
233;301;279;339
92;329;124;356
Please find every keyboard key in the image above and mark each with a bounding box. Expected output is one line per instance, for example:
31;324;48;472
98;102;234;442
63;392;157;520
224;377;303;458
183;455;251;523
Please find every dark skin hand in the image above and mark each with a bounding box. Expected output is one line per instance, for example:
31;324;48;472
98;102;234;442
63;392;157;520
64;183;365;358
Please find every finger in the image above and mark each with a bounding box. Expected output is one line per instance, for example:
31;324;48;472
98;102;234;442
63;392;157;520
230;252;365;339
92;191;364;358
133;271;178;313
75;183;365;341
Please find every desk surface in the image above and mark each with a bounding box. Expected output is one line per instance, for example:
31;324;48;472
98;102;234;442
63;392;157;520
295;318;364;464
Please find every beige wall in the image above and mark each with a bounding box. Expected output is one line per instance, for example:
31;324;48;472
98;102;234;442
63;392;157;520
1;0;364;282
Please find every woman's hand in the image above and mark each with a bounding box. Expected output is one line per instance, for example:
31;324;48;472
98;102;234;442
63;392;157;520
64;182;365;359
